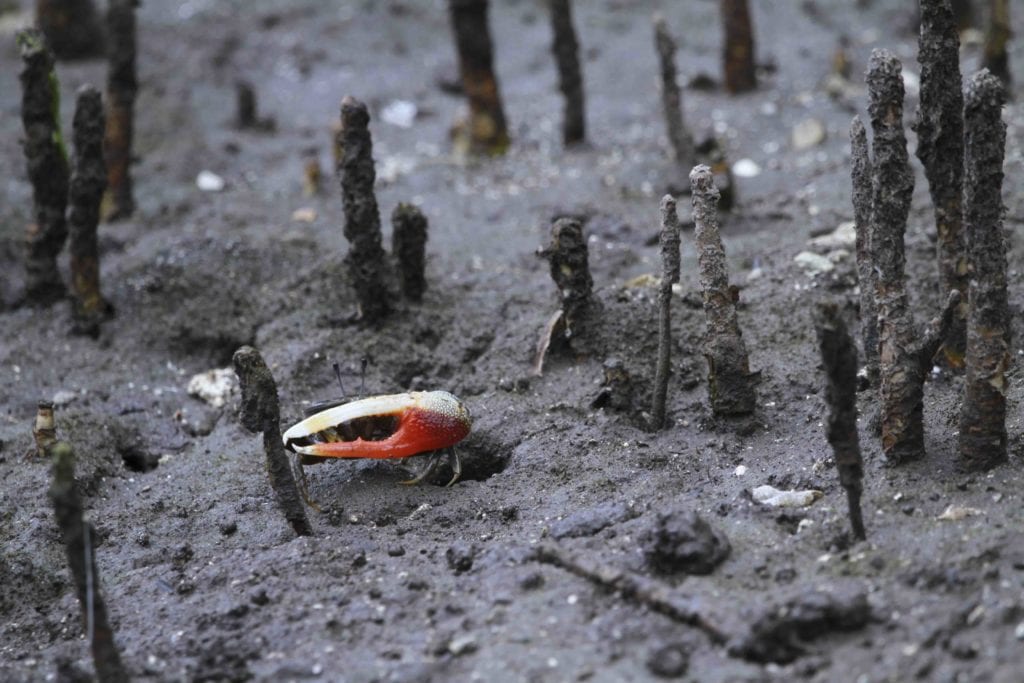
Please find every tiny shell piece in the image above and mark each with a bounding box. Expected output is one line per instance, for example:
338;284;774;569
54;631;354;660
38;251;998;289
752;484;823;508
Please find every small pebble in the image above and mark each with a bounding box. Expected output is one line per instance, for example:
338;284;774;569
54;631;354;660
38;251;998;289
380;99;417;128
646;642;690;678
448;634;478;656
446;541;476;573
794;251;835;275
732;158;761;178
52;389;78;406
792;117;826;150
196;170;226;192
937;505;983;521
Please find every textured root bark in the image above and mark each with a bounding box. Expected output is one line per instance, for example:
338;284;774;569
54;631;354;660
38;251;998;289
959;71;1010;471
549;0;585;145
102;0;137;221
233;346;314;537
653;17;695;169
449;0;510;155
816;303;866;541
18;29;69;305
720;0;757;93
690;165;757;416
651;195;682;430
849;116;878;386
392;203;429;302
68;85;112;333
337;96;392;322
914;0;967;367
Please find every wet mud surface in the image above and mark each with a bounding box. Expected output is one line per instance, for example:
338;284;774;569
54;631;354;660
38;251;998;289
2;1;1024;681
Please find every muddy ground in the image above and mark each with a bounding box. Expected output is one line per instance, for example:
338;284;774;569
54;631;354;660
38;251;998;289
2;1;1024;681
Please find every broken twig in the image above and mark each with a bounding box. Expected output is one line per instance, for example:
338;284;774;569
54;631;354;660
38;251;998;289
815;303;866;541
653;16;695;169
849;117;878;386
534;542;728;645
651;195;682;430
32;400;57;458
49;442;129;683
233;346;313;536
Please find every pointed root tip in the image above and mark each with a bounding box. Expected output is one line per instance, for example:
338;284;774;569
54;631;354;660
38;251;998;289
340;96;369;126
867;47;901;74
689;164;716;193
965;69;1007;109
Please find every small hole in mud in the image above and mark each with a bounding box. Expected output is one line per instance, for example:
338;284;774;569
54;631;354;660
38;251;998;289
119;444;159;472
456;441;510;482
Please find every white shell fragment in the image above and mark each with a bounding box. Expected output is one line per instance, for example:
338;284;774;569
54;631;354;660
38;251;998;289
794;250;835;274
52;389;79;407
732;158;761;178
196;170;226;192
936;505;983;521
380;99;417;128
808;221;856;251
187;368;237;408
291;207;317;223
752;484;823;508
792;117;826;150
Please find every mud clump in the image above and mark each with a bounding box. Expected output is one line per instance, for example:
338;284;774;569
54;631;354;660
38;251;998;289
646;641;691;678
642;510;730;575
728;589;871;663
446;541;477;573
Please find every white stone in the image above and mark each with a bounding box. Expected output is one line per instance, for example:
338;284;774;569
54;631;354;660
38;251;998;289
734;465;748;476
752;484;823;508
52;389;78;406
792;118;826;150
808;221;856;250
448;634;478;655
827;248;851;263
291;207;317;223
794;251;835;274
732;158;761;178
187;368;237;408
936;505;983;521
196;170;225;192
380;100;417;128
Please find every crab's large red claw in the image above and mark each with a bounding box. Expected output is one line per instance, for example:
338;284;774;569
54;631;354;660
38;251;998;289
282;391;472;460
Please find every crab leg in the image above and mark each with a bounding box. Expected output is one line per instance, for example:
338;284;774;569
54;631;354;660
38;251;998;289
445;448;462;488
400;450;444;486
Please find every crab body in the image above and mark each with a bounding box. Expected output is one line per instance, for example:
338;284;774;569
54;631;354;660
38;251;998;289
282;391;471;485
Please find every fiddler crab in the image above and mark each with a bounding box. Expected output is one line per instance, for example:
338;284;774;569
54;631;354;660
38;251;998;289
283;390;472;488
